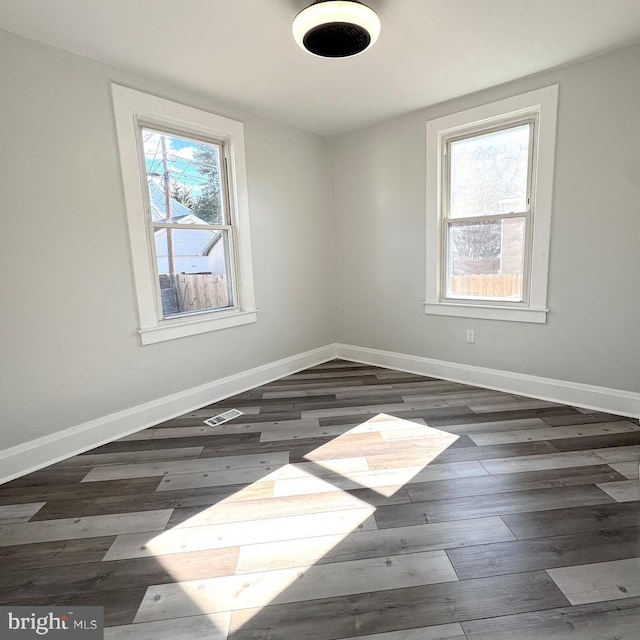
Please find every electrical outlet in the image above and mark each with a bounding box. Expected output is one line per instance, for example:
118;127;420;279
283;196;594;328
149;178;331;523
466;329;475;344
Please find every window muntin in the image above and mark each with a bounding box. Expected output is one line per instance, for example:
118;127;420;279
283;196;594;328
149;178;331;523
139;127;238;320
442;120;535;304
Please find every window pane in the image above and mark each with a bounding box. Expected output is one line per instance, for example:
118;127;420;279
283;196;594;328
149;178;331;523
154;227;233;317
446;217;525;301
449;124;530;218
142;128;226;225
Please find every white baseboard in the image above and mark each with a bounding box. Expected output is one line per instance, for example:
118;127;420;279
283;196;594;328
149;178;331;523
4;342;637;485
335;343;640;420
0;345;337;485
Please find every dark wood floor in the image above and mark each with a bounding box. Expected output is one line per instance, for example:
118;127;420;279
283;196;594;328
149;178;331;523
1;360;639;639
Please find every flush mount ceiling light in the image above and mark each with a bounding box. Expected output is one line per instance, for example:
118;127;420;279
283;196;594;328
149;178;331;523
293;0;381;58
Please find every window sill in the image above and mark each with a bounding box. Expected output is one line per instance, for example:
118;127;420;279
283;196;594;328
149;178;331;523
139;309;258;345
423;301;547;324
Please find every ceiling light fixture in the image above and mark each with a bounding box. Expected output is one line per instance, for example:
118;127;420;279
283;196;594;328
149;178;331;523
293;0;381;58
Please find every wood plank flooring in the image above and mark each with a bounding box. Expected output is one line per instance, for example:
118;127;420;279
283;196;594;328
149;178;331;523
0;359;639;639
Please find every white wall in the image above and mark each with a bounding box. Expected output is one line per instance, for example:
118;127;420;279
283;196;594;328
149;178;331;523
0;30;334;450
1;29;638;459
329;43;640;393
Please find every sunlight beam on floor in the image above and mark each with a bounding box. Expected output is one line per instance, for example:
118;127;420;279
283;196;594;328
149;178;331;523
130;413;460;635
304;413;459;496
138;468;376;628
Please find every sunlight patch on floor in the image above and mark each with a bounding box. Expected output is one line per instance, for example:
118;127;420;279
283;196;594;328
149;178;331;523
141;479;375;626
304;414;459;496
138;413;458;635
146;465;374;574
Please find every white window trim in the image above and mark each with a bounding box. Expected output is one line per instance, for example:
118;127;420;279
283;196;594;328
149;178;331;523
424;85;558;324
111;84;257;345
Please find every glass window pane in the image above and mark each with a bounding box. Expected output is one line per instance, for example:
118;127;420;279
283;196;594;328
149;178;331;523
446;217;525;301
154;227;233;317
449;124;530;218
142;128;226;225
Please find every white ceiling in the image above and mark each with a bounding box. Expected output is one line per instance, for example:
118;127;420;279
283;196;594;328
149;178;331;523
1;0;640;136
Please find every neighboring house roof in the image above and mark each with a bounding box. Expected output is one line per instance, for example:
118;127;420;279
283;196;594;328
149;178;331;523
148;179;198;222
149;179;223;264
201;232;223;256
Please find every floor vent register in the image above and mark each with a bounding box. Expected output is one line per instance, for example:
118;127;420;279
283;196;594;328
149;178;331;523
203;408;244;427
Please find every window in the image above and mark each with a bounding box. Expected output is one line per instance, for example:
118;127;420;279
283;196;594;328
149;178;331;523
425;85;558;323
111;85;257;344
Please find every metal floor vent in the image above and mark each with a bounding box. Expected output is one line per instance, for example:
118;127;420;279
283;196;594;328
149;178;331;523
203;408;244;428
